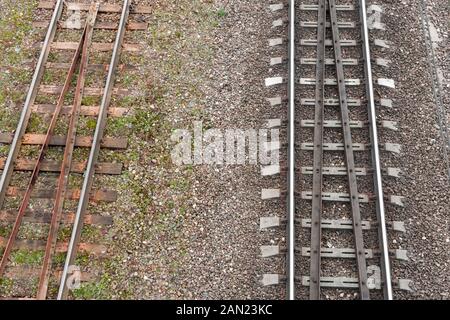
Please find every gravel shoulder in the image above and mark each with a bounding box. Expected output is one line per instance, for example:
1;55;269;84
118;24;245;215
95;0;286;299
161;0;286;299
375;0;449;299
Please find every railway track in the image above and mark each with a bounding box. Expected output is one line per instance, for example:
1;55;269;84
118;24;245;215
0;0;151;299
261;0;412;300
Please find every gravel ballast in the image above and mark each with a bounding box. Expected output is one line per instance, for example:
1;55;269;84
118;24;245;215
372;0;449;299
94;0;287;299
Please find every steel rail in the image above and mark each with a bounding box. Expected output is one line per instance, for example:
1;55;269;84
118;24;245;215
0;0;64;208
309;0;326;300
57;0;131;300
359;0;393;299
36;2;100;300
287;0;296;301
329;0;369;300
0;14;88;277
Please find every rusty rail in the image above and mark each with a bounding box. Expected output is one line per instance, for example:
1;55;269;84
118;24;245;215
57;0;131;300
0;0;148;300
0;10;88;277
36;2;100;300
0;0;64;207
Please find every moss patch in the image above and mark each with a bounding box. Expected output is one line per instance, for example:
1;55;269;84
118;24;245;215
10;250;44;266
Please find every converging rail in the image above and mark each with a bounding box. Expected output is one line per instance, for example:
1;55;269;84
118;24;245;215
0;0;151;299
261;0;412;300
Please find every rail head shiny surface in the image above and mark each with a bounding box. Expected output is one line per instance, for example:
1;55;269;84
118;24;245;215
288;0;296;301
359;0;393;300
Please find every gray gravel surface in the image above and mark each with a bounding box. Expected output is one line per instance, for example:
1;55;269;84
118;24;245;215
373;0;449;299
173;0;287;300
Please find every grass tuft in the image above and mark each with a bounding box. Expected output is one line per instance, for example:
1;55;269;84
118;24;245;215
217;8;228;18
